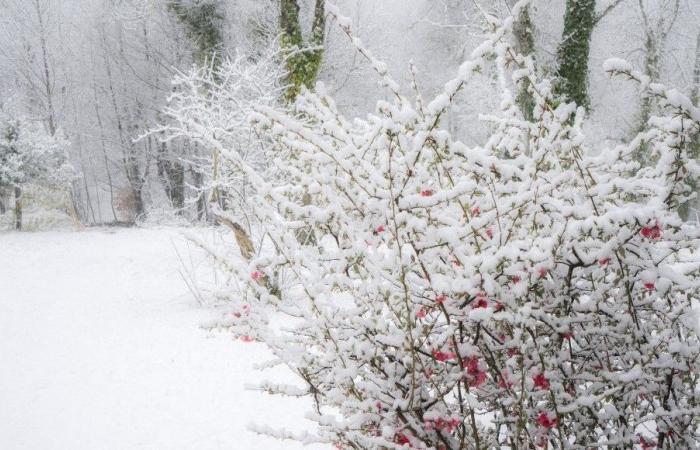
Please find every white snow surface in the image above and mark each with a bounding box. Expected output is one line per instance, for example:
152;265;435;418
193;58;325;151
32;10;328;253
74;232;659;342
0;227;322;450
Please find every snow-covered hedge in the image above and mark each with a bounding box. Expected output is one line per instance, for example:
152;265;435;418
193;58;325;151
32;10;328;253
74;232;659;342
191;2;700;449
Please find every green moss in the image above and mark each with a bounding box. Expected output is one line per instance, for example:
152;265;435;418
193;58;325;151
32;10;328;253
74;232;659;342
555;0;596;110
280;0;325;102
168;1;225;70
514;5;536;121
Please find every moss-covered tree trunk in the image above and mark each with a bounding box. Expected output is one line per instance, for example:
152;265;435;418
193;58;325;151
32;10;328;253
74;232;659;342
638;32;660;128
280;0;325;102
556;0;596;110
513;4;536;120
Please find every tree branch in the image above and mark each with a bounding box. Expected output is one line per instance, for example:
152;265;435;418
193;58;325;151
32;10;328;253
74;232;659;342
594;0;626;25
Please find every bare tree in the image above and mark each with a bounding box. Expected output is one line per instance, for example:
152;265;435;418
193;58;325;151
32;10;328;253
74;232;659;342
636;0;681;131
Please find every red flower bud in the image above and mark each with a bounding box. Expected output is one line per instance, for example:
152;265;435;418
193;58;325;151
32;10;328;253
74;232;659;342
537;412;557;429
432;349;456;362
640;223;662;240
476;298;489;308
533;373;550;390
435;295;447;304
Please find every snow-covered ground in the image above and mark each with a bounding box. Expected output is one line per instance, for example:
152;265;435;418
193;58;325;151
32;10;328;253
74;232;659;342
0;227;321;450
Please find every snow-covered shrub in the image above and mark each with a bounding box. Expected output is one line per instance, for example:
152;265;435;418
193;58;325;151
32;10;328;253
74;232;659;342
7;183;76;231
0;114;73;229
0;116;70;190
195;3;700;449
135;205;193;228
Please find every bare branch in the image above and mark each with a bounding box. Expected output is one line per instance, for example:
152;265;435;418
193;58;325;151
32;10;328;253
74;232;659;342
594;0;626;25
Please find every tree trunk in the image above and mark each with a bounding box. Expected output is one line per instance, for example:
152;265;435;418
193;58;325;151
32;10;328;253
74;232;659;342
33;0;57;136
194;171;207;221
14;186;22;231
132;186;145;218
679;30;700;221
513;4;536;120
280;0;326;102
692;32;700;106
556;0;596;110
92;78;118;222
157;140;186;214
638;32;660;131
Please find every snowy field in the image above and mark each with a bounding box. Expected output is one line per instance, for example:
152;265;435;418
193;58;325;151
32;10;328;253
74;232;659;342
0;227;322;450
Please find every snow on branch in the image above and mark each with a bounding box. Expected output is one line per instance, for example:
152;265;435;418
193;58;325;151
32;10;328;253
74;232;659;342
186;2;700;449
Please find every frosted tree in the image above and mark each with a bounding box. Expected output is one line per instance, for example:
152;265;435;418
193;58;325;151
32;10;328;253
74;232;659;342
168;0;225;69
167;0;231;218
157;45;285;254
0;115;71;230
635;0;681;136
198;1;700;448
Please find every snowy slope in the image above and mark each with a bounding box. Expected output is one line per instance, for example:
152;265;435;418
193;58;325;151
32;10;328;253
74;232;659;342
0;228;322;450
